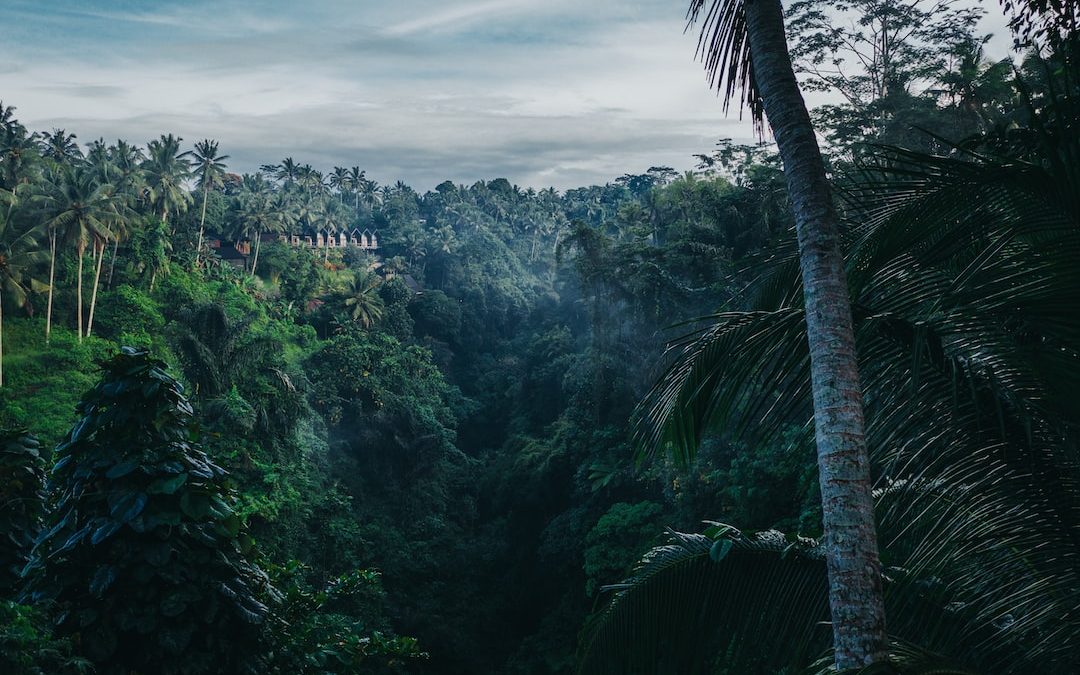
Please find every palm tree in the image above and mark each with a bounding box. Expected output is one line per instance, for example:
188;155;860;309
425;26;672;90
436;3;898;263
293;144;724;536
329;166;349;204
191;139;230;267
40;129;81;163
0;194;44;386
233;182;291;278
84;221;116;338
629;39;1080;672
34;165;119;341
272;157;300;187
0;123;41;189
0;102;15;131
84;138;112;183
667;1;887;665
343;271;384;328
170;304;276;398
348;166;366;210
105;140;146;287
142;134;192;232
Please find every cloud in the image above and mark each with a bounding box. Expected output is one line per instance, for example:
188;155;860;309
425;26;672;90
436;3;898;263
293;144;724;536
21;0;1008;190
383;0;549;36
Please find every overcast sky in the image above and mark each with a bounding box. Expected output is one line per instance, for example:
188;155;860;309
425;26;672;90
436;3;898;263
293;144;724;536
2;0;1011;191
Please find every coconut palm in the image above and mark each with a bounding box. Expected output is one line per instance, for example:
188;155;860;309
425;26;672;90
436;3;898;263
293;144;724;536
40;129;81;163
0;102;15;131
329;166;349;204
34;165;119;341
84;138;112;183
0;193;44;386
637;1;888;665
296;164;325;194
141;134;192;231
342;271;384;328
624;40;1080;674
347;166;366;210
105;140;146;287
0;123;41;189
233;181;291;278
191;139;230;267
272;157;301;187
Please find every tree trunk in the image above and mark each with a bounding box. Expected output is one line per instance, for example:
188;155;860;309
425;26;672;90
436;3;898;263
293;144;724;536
46;230;56;344
743;0;887;668
1;289;4;387
251;232;261;277
76;243;85;342
196;187;209;268
107;237;119;288
86;239;106;338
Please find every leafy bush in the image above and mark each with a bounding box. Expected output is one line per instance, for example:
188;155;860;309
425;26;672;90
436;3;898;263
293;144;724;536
92;285;165;349
0;429;45;595
0;600;90;675
263;561;427;674
583;501;664;596
22;348;273;674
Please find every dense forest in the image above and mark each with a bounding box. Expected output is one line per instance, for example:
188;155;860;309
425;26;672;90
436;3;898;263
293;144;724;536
2;0;1079;673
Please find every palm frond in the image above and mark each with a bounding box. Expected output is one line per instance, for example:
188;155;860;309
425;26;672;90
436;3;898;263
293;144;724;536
578;528;830;675
687;0;762;123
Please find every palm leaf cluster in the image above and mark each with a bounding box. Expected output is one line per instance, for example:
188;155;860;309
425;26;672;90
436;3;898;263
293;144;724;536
612;48;1080;674
580;527;829;674
580;526;989;674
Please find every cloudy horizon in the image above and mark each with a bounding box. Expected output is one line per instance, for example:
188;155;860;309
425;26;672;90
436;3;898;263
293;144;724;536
3;0;1011;191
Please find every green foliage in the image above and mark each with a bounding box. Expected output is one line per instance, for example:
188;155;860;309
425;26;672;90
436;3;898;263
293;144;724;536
580;527;830;675
0;600;90;675
0;429;45;595
583;502;664;596
22;348;272;674
92;284;166;349
0;321;114;447
3;30;1076;672
263;561;427;674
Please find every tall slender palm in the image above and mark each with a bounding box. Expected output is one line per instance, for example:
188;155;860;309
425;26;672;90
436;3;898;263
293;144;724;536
347;166;366;210
329;166;349;204
142;134;192;232
0;192;44;386
645;2;889;667
233;182;291;278
105;140;146;287
34;165;119;341
191;139;230;267
595;62;1080;670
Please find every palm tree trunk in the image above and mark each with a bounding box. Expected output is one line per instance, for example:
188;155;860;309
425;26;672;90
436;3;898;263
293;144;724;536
1;289;4;387
46;230;56;344
250;232;261;277
76;243;85;342
107;238;119;288
86;239;106;338
743;0;886;668
196;187;209;268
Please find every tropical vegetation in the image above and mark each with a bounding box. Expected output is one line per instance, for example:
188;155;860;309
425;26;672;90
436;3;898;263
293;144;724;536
0;0;1077;673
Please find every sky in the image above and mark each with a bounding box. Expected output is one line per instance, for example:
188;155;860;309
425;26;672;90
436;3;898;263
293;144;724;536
2;0;1012;191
